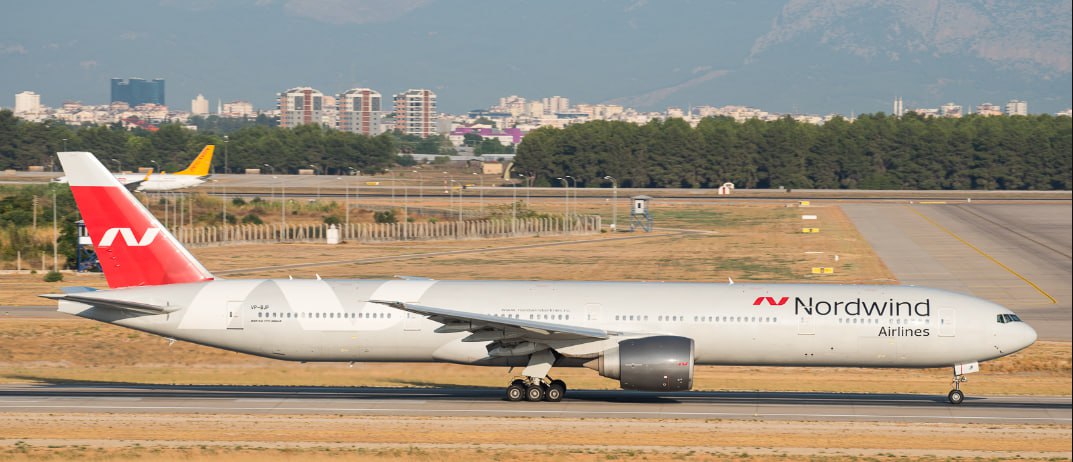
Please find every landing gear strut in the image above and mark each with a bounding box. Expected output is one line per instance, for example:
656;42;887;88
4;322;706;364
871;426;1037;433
948;374;967;405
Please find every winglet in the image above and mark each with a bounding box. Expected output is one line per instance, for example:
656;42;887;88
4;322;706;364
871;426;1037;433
175;145;214;176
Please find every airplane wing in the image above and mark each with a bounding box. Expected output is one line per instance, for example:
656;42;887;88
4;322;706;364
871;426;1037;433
122;169;153;192
369;300;612;341
40;291;179;315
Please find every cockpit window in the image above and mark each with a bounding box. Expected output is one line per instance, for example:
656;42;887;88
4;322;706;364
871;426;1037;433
996;314;1023;323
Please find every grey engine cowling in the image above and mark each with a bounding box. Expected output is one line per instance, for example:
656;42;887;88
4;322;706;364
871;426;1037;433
584;336;694;391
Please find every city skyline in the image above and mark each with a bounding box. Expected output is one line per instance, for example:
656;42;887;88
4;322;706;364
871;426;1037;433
2;1;1069;115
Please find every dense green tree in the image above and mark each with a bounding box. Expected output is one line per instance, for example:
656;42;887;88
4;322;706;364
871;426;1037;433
514;114;1070;190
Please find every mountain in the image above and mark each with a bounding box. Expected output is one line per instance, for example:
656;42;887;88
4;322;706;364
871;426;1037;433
1;0;1069;114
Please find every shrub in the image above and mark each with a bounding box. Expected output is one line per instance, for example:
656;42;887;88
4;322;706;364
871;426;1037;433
241;214;263;225
373;210;397;224
232;197;247;206
43;271;63;282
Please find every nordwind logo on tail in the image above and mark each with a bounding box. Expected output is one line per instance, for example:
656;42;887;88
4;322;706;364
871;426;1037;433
98;227;161;247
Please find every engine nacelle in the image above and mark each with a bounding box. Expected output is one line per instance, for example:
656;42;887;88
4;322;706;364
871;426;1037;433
584;336;694;391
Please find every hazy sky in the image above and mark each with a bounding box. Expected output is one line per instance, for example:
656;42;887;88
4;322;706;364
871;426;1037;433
3;0;1070;114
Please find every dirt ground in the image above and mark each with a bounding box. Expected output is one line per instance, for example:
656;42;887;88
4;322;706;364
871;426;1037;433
1;414;1070;462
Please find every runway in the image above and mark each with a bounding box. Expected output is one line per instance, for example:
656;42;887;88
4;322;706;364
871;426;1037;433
843;202;1072;341
0;384;1068;425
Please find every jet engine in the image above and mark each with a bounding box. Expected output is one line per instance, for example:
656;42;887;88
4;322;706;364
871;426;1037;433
584;335;694;391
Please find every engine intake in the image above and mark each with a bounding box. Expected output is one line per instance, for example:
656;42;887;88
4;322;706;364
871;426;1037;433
585;335;694;391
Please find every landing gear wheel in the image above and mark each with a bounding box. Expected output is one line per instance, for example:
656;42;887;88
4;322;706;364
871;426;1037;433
948;389;964;405
505;383;525;402
525;384;545;402
545;382;565;402
550;379;566;394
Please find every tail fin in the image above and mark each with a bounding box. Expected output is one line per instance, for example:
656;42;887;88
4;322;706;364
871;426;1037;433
58;152;214;289
175;145;214;176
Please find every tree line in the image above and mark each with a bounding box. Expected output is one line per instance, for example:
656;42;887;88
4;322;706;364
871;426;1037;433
4;109;1069;190
0;110;398;175
513;113;1072;190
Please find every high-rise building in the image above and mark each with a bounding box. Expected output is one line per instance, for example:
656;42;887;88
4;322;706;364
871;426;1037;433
892;97;904;117
976;103;1003;116
111;78;165;107
14;91;41;114
940;102;963;118
542;96;570;115
393;89;437;138
191;94;209;116
337;88;383;135
221;101;255;118
278;86;327;128
1006;100;1027;116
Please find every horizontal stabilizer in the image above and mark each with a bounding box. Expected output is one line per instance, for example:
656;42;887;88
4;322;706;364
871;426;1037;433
39;292;178;315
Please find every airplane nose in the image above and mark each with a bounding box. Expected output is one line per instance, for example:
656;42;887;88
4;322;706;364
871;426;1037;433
1020;323;1039;349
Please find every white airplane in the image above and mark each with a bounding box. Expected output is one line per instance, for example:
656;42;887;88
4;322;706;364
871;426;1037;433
53;145;214;192
44;151;1037;404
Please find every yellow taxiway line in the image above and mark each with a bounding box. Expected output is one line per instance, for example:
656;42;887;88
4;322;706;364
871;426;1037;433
908;206;1057;304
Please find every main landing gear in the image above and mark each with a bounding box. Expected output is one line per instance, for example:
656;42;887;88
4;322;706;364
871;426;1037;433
505;349;566;402
505;377;567;402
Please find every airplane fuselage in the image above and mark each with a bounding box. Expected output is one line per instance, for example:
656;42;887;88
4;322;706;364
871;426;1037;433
59;279;1034;369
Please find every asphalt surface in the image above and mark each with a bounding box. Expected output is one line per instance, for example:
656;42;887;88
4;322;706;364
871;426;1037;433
843;202;1072;341
0;384;1067;424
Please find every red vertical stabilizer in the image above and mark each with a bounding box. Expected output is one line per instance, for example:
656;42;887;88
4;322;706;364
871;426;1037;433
58;152;215;288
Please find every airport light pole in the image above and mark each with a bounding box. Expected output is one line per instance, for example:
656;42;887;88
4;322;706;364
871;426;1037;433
604;175;618;232
52;189;58;271
472;172;483;215
275;175;287;241
521;172;533;203
450;180;462;221
413;170;423;201
556;177;569;232
511;177;518;233
565;175;576;220
309;164;322;199
263;164;275;208
223;135;229;174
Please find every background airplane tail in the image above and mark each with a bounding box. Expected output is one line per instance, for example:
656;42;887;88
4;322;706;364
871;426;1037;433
175;145;215;176
58;152;215;289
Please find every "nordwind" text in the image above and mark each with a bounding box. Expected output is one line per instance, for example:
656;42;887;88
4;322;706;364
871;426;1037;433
794;297;931;317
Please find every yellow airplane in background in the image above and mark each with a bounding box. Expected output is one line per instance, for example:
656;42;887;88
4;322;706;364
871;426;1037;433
54;145;214;191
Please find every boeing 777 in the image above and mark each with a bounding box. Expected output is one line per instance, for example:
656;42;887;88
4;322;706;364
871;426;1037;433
53;145;214;192
44;151;1037;404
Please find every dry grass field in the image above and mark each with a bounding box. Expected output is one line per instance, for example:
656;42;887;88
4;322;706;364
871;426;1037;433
1;201;890;303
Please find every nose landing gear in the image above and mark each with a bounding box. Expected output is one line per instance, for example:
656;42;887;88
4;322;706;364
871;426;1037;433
947;362;978;405
948;374;967;405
